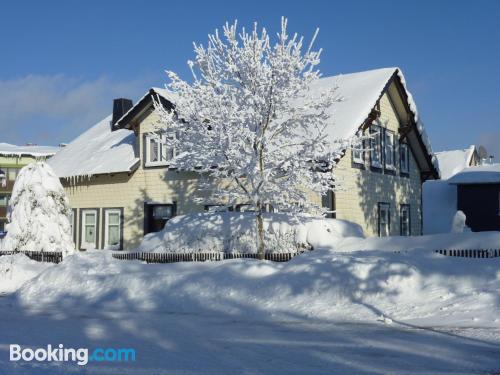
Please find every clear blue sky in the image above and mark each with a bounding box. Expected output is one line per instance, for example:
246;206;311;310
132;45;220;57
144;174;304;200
0;0;499;157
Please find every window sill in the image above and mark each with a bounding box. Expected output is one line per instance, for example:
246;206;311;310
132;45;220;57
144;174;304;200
144;161;169;168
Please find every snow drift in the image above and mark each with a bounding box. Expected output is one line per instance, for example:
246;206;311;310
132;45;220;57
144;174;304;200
1;162;75;254
15;234;500;328
0;254;54;295
135;212;364;253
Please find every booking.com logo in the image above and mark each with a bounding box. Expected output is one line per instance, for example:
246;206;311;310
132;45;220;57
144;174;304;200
10;344;136;366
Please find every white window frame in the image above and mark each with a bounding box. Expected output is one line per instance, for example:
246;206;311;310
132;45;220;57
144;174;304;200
352;139;364;165
145;133;176;167
400;205;410;236
104;208;122;250
378;203;390;237
81;209;98;250
370;126;383;168
400;143;410;174
69;209;76;244
384;131;396;170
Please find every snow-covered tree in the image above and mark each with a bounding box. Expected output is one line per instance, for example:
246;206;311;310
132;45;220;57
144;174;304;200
2;162;74;255
154;18;347;258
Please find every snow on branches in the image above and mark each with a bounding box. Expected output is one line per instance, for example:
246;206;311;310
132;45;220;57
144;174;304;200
154;18;346;216
2;162;75;255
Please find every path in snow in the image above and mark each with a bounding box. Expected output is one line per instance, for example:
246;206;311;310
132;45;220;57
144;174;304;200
0;306;498;375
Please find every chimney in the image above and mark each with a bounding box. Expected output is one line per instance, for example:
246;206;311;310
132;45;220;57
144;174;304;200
112;98;133;126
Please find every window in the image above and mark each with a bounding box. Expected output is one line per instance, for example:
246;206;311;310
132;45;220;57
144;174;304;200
0;194;8;206
321;190;336;218
378;203;390;237
384;131;396;170
400;143;410;174
145;132;176;167
104;208;122;250
400;205;410;236
80;209;98;250
144;203;176;234
0;220;5;232
352;139;364;165
498;191;500;216
370;126;382;168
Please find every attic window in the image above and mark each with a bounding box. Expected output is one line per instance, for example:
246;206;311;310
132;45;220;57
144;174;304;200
384;130;396;170
370;126;382;168
145;132;176;167
400;143;410;174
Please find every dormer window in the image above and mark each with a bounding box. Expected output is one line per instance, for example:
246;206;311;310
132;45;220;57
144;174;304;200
145;132;176;167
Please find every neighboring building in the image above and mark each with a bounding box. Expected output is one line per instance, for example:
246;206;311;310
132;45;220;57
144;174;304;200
48;67;438;250
435;145;481;179
423;145;498;234
447;164;500;232
0;143;61;232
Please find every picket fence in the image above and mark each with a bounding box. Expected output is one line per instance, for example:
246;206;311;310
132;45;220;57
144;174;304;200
0;251;63;263
111;251;300;263
435;249;500;258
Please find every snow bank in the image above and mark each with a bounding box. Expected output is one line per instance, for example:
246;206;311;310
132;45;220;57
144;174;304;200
15;235;500;328
1;162;75;254
0;254;53;295
135;212;364;253
422;180;457;234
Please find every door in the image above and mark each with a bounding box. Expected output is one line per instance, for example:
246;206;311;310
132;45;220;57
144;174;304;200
81;209;98;249
144;203;176;234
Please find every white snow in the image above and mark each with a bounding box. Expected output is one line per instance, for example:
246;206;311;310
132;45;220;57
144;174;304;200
0;232;498;373
451;210;469;233
135;212;364;253
423;180;458;234
48;115;139;179
448;162;500;184
0;253;53;295
435;145;476;179
1;162;75;254
0;143;60;158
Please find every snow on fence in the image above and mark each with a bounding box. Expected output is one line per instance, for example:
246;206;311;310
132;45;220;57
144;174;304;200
0;251;63;263
435;249;500;258
111;251;302;263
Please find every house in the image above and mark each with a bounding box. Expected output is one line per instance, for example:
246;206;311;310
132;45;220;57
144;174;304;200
0;143;61;232
447;163;500;232
48;67;438;250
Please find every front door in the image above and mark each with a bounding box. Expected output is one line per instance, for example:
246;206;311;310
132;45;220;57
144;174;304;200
81;209;98;249
144;203;176;235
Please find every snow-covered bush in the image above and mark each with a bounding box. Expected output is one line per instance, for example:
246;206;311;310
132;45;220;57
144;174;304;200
2;162;75;255
135;212;364;253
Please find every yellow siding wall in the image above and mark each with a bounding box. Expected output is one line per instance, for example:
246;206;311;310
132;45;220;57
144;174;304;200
310;91;422;236
64;112;208;250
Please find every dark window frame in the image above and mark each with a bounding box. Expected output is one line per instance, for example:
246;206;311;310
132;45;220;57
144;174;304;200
378;202;391;237
400;204;411;236
399;142;410;177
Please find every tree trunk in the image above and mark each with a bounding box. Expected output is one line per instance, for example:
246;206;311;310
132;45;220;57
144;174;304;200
256;209;265;260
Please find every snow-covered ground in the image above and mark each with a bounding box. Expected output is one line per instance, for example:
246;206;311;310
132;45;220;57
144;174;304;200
0;233;499;374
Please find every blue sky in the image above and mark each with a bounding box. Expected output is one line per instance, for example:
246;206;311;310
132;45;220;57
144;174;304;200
0;0;499;157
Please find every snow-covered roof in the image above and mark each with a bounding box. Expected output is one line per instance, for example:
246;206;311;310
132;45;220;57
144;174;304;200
447;163;500;185
435;146;476;180
0;143;60;158
48;115;139;179
309;68;436;171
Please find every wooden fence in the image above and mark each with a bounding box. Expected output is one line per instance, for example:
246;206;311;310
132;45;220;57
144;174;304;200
0;251;63;263
111;251;301;263
435;249;500;258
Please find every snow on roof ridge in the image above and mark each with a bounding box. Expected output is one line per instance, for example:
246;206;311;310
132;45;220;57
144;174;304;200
448;163;500;184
